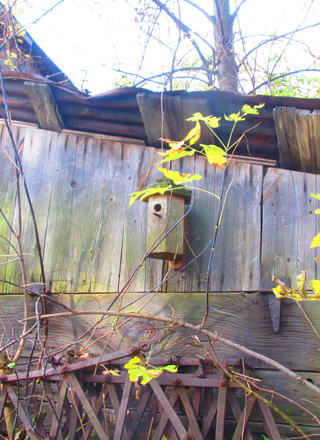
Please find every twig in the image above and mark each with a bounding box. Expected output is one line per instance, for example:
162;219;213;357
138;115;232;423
193;336;308;438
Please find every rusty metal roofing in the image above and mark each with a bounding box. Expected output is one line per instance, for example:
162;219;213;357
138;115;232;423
1;71;320;167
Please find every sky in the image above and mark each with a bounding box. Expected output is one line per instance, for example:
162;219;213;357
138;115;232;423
14;0;320;95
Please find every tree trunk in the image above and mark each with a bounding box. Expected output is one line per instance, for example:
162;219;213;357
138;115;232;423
212;0;238;92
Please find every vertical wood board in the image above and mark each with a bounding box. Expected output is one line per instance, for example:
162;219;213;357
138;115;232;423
261;167;318;288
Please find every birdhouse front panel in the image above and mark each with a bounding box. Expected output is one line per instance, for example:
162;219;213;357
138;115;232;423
147;193;185;261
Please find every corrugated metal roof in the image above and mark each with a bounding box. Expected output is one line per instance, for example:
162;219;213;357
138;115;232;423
1;72;320;168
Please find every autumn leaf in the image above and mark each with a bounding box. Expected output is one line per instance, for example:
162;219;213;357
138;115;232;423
310;232;320;249
310;279;320;295
184;121;201;146
157;166;202;184
186;113;221;128
161;365;178;373
124;357;178;386
224;111;245;122
202;145;228;169
124;356;141;368
158;148;195;164
296;270;308;297
185;112;204;122
311;192;320;201
241;103;265;115
272;274;320;301
129;185;172;206
159;139;185;150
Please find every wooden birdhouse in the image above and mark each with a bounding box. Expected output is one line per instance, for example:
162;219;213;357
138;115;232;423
143;179;191;267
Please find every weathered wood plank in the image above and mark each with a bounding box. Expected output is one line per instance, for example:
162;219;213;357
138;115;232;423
253;369;320;428
1;122;320;294
167;160;262;292
137;92;213;148
0;125;162;293
261;167;318;288
0;292;319;434
209;162;262;291
25;82;64;132
166;153;223;292
38;292;320;371
295;110;317;173
274;107;320;173
274;107;300;171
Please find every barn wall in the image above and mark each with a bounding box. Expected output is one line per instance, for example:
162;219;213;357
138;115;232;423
1;122;320;437
1;122;319;294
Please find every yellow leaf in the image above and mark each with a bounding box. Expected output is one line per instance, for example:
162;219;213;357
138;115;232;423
203;145;228;169
157;145;187;158
184;121;201;146
157;166;202;184
296;270;308;298
206;116;221;128
310;279;320;295
310;233;320;249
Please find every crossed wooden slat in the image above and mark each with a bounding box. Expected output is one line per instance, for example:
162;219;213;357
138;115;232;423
0;368;282;440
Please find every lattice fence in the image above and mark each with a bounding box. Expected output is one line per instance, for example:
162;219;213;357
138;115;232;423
0;346;281;440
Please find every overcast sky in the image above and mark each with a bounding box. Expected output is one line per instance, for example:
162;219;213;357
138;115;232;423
16;0;320;94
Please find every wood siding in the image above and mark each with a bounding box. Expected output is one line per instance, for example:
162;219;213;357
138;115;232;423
1;123;320;437
1;123;319;293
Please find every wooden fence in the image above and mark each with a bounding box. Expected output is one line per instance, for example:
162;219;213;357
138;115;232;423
1;122;320;293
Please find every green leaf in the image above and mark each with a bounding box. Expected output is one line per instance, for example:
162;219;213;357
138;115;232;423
185;112;204;122
224;112;245;122
241;103;265;115
158;148;195;164
206;116;221;128
8;362;15;369
160;365;178;373
128;368;142;382
124;356;141;369
129;186;172;206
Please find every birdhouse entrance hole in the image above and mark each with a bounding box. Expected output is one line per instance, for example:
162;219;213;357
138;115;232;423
142;183;191;269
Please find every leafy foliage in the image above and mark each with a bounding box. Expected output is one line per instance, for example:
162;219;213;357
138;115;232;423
124;356;178;385
129;104;264;205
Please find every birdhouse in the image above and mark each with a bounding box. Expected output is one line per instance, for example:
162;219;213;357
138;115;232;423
143;179;191;268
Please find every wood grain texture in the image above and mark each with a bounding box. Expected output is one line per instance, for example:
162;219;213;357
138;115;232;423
0;122;319;295
36;292;320;371
25;82;64;132
261;167;318;287
137;92;213;148
274;107;320;173
0;292;319;434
